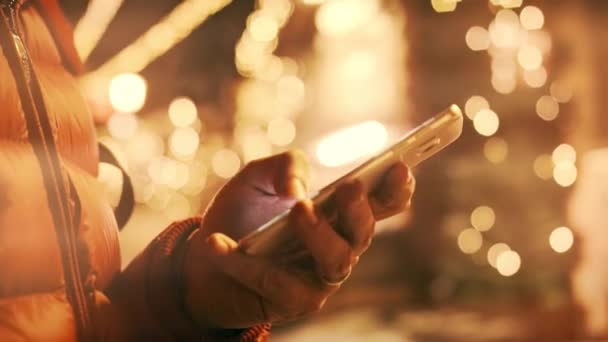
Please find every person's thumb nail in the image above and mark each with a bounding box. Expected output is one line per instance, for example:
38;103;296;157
206;234;236;254
286;176;307;200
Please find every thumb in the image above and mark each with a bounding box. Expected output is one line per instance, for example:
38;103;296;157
206;233;239;256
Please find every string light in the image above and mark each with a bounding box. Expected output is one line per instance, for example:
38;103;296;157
520;6;545;30
553;161;577;187
466;26;490;51
552;144;577;164
523;66;547;88
74;0;125;61
169;97;198;127
536;95;559;121
316;0;379;36
108;73;147;113
487;243;511;268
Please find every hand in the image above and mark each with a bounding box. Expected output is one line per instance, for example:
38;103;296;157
183;151;415;329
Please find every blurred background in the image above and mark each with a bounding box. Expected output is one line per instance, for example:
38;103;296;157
61;0;608;340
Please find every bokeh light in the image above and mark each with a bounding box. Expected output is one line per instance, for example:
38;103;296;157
491;73;516;94
169;127;200;158
533;154;554;180
517;45;543;71
520;6;545;30
483;137;508;164
552;144;577;165
267;117;296;146
473;109;500;136
496;250;521;276
107;113;138;140
523;67;547;88
487;243;511;268
108;73;147;113
464;96;489;120
466;26;490;51
212;149;241;179
536;95;559;121
169;97;198;127
315;0;378;36
457;228;483;254
553;161;577;187
549;227;574;253
550;81;573;103
248;10;279;43
471;206;496;232
430;0;458;13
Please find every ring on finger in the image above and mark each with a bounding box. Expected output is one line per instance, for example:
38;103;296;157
320;266;352;286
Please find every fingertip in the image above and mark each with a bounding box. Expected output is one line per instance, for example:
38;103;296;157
290;199;317;228
335;180;366;205
206;233;237;255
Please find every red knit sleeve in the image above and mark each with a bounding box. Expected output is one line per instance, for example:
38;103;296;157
106;217;271;341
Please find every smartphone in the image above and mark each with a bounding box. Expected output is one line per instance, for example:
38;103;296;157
238;104;464;256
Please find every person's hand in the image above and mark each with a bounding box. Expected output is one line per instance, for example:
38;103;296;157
183;151;415;329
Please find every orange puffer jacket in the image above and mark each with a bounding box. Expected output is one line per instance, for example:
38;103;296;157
0;1;268;341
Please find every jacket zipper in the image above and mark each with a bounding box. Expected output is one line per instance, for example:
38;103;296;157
0;3;94;340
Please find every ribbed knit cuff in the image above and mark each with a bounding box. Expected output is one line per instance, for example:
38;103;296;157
146;217;271;341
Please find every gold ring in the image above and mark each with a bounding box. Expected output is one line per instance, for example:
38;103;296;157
320;266;352;286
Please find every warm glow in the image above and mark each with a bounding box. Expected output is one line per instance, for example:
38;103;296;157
276;75;306;106
552;144;577;165
457;228;483;254
107;113;138;140
466;26;490;51
315;0;378;36
550;81;573;103
302;0;326;5
267;117;296;146
488;16;519;48
536;95;559;121
464;96;490;120
517;45;543;71
342;51;377;81
316;121;388;167
487;243;511;268
471;206;496;232
496;250;521;276
484;137;508;164
491;73;516;94
248;10;279;42
553;161;577;187
498;0;522;8
74;0;125;61
108;73;147;113
148;157;178;185
520;6;544;30
169;127;200;158
473;109;500;136
549;227;574;253
431;0;458;13
533;154;553;180
212;149;241;179
169;97;198;127
523;66;547;88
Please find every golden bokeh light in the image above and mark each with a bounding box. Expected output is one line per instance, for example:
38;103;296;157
491;73;516;94
267;117;296;146
517;45;543;71
520;6;545;30
550;81;573;103
552;144;576;165
315;0;378;36
276;75;306;106
464;95;489;120
496;250;521;276
483;137;508;164
457;228;483;254
342;51;377;81
169;127;200;158
533;154;553;180
473;109;500;136
496;0;522;9
488;16;519;48
169;97;198;127
212;149;241;179
465;26;490;51
108;73;147;113
125;130;165;165
316;121;388;167
523;66;547;88
553;161;577;187
549;227;574;253
167;161;190;190
248;10;279;43
147;157;177;185
302;0;326;5
471;206;496;232
164;193;192;221
430;0;458;13
107;113;138;140
536;95;559;121
487;243;511;268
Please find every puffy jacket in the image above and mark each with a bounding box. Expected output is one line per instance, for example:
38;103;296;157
0;0;269;340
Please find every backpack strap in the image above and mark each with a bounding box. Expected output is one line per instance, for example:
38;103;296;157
98;143;135;230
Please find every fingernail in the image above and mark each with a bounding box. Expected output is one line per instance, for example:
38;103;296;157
206;234;230;254
287;176;307;200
